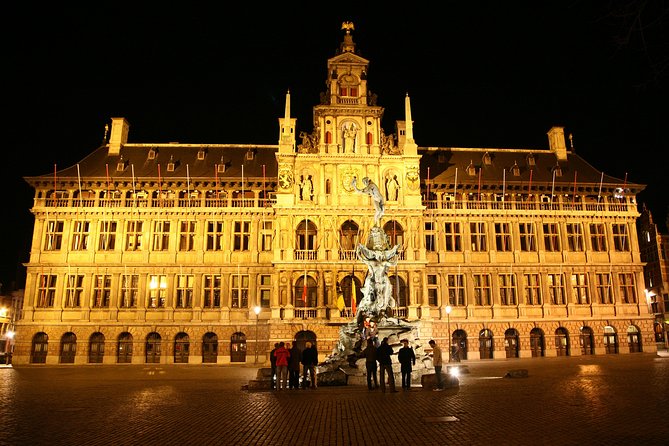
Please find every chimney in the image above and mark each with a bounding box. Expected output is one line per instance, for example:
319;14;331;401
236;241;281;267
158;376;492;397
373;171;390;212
109;117;130;155
547;126;567;161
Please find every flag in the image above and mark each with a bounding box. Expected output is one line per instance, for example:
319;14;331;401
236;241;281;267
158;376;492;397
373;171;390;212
302;283;307;303
336;291;345;312
351;279;357;315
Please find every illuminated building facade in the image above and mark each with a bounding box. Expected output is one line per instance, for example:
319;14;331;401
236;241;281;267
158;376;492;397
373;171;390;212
13;24;655;365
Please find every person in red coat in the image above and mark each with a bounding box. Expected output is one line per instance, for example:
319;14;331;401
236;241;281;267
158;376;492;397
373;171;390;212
273;342;291;390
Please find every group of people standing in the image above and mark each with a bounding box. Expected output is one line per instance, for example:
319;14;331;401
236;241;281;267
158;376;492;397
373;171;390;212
361;337;417;392
270;341;319;390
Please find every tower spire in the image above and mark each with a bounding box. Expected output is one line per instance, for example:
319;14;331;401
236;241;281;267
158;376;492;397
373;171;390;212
405;93;414;144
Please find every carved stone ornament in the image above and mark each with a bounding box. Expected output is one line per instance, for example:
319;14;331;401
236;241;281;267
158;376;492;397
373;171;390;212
341;167;359;192
405;166;420;191
278;165;294;190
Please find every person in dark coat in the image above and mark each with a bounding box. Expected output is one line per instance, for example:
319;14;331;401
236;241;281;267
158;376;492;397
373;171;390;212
269;342;279;389
397;339;416;390
376;337;398;393
361;338;379;390
301;341;318;389
288;342;302;389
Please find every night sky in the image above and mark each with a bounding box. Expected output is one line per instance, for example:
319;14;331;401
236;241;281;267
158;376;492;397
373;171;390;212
3;2;667;290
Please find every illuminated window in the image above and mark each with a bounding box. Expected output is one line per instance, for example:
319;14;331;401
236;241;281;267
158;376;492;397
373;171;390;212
179;221;196;251
524;273;541;305
36;274;57;308
259;275;272;308
498;273;517;305
203;275;222;308
152;221;171;251
595;273;613;304
231;274;249;308
44;220;64;251
93;274;112;308
98;221;117;251
120;274;139;308
547;273;566;305
64;274;84;308
470;222;487;252
427;274;438;306
612;224;630;252
176;274;194;308
148;274;167;308
571;273;590;304
125;220;144;251
473;274;491;306
71;221;90;251
447;274;465;306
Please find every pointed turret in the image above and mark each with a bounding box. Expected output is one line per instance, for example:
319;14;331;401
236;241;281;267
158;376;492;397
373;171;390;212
401;93;417;156
278;90;296;154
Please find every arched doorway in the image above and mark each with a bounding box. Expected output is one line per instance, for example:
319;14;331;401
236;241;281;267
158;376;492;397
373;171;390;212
89;332;105;363
479;329;494;359
146;332;162;363
453;329;468;361
555;327;570;356
230;332;247;362
603;326;618;354
504;328;519;358
117;332;133;363
627;326;642;353
60;332;77;364
30;332;48;364
294;330;317;352
174;332;190;363
202;332;218;363
530;328;545;357
580;326;594;355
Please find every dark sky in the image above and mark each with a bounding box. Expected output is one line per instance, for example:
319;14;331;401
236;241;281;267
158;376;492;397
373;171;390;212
3;2;667;290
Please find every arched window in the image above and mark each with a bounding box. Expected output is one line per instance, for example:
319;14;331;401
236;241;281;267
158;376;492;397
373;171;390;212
325;131;332;144
603;326;618;354
294;275;318;308
530;328;545;357
341;275;362;310
296;220;318;251
555;327;570;356
627;325;642;353
231;332;247;363
202;332;218;364
340;220;359;251
60;332;77;364
30;332;49;364
453;329;468;361
383;221;404;248
117;332;133;363
146;332;162;363
580;326;594;355
479;329;494;359
88;332;105;364
174;332;190;364
389;275;408;307
504;328;519;358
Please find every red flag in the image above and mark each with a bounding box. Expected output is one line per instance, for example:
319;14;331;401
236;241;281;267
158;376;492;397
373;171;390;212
351;279;357;315
302;283;307;303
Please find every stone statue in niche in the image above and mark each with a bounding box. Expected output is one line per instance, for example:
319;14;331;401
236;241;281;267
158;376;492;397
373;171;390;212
385;174;400;201
300;175;314;201
343;123;357;153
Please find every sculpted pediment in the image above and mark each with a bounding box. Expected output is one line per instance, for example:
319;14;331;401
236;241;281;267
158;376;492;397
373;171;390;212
329;53;369;66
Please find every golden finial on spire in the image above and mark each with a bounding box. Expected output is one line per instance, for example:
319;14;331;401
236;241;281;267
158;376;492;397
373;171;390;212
341;22;354;33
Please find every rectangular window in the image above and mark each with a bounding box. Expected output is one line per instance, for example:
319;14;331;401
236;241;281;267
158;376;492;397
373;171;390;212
98;221;117;251
148;274;167;308
120;274;139;308
260;221;273;251
519;223;536;252
259;275;272;307
152;220;171;251
231;274;249;308
427;274;439;306
571;273;590;304
494;223;512;252
472;274;491;306
178;220;196;251
498;273;517;305
64;274;84;307
618;273;637;303
470;222;487;252
203;275;222;308
425;222;436;252
92;274;112;308
176;274;194;308
125;220;144;251
71;221;90;251
547;273;566;305
566;223;584;252
524;273;541;305
595;273;613;304
543;223;561;252
444;222;462;252
206;221;225;251
589;223;607;252
446;274;465;306
36;274;57;307
44;220;64;251
233;221;251;251
612;224;630;252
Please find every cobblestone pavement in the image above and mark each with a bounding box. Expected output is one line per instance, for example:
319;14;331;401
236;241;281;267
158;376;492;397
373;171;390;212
1;353;668;446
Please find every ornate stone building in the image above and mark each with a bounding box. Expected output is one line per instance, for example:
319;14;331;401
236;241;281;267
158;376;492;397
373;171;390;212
13;24;655;365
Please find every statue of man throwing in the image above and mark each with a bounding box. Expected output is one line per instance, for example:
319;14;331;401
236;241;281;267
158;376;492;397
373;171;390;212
352;177;385;226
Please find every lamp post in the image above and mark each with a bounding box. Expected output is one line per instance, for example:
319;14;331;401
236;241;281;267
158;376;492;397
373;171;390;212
253;306;261;364
446;305;452;363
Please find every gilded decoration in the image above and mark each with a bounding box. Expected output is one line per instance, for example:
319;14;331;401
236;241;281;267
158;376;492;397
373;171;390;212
341;167;359;193
278;165;294;190
405;166;420;190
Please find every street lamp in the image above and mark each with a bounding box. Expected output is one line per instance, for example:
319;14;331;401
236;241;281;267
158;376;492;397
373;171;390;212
445;305;452;363
253;306;261;364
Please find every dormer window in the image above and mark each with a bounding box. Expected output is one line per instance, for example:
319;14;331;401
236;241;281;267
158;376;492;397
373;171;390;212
511;161;520;177
148;147;158;160
552;163;562;177
245;149;256;161
167;155;177;172
482;152;492;165
197;148;207;160
466;161;477;176
527;153;536;166
116;155;127;172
